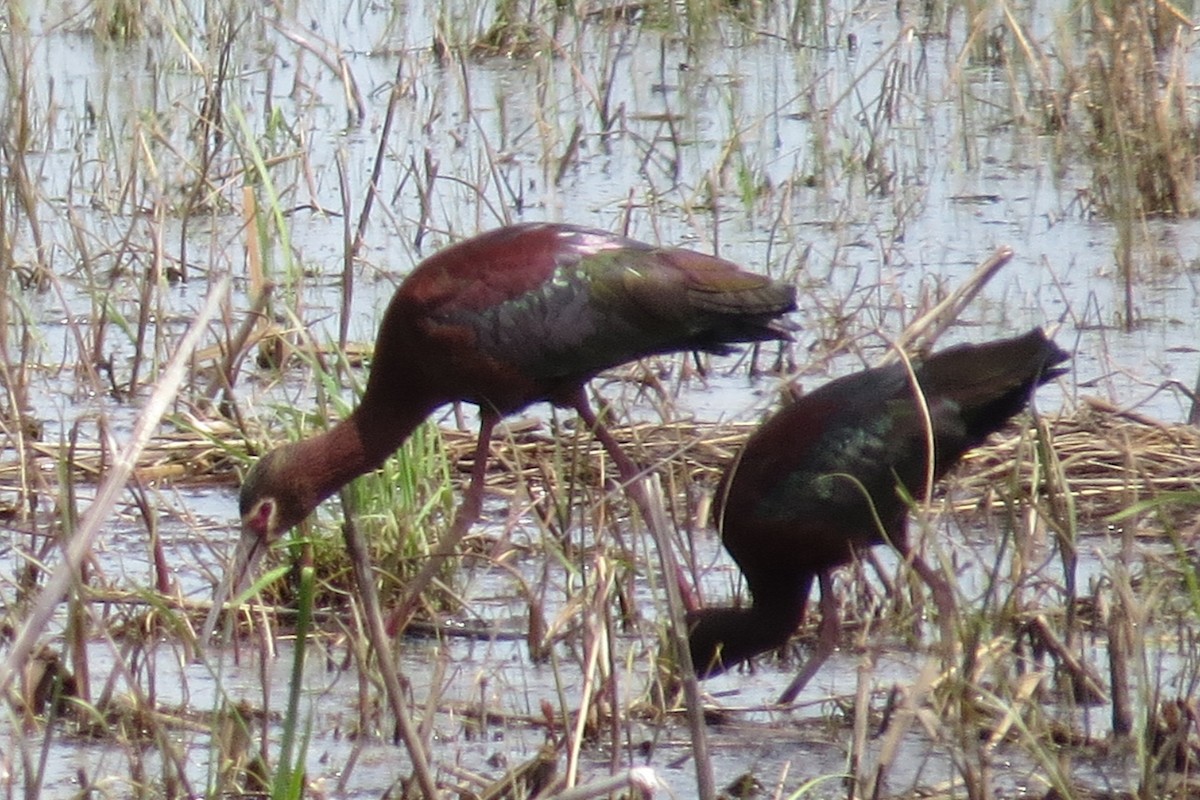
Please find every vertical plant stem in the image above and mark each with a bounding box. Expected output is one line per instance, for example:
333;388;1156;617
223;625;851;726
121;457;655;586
1188;360;1200;426
564;555;612;788
848;654;871;797
1108;591;1134;736
64;423;90;707
274;553;314;800
338;488;442;798
131;200;166;396
351;58;406;259
337;150;353;353
572;397;715;800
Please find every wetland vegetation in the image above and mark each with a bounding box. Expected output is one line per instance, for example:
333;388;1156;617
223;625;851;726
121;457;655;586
1;0;1199;797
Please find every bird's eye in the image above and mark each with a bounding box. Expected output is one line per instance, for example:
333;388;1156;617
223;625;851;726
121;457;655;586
245;498;277;538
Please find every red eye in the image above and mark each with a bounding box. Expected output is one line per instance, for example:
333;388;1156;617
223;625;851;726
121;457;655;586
247;499;275;537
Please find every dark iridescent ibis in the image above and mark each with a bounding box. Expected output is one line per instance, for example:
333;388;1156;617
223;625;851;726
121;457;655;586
205;222;796;638
686;329;1069;699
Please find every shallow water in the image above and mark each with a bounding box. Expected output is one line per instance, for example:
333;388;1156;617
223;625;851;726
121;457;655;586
2;0;1200;797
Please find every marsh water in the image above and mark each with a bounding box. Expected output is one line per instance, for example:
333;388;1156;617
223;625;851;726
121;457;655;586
2;0;1200;797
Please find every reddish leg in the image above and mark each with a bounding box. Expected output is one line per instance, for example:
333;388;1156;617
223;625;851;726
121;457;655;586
778;570;839;704
899;544;959;656
387;412;498;634
572;391;716;800
571;396;646;500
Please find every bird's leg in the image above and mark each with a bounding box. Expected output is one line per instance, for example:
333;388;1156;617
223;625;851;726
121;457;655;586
777;570;839;704
572;391;716;800
571;395;647;511
387;412;498;635
898;543;959;661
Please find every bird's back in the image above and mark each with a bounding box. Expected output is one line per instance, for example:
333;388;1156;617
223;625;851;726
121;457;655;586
368;223;796;413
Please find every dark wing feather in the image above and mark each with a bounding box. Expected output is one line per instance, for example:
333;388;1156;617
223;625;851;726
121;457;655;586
388;224;794;410
717;329;1068;602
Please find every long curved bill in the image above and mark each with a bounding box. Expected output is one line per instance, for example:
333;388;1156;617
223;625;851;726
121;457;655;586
199;528;270;644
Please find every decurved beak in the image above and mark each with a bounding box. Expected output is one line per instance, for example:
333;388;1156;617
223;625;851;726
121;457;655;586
199;527;269;645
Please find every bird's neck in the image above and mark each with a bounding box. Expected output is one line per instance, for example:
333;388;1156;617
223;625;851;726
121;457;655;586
287;399;433;513
687;590;810;678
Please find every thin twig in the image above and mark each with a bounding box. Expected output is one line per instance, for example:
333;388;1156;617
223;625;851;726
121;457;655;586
885;245;1014;360
0;276;230;696
339;487;443;798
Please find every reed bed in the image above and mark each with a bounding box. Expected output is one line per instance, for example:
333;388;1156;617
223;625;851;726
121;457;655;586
8;401;1198;529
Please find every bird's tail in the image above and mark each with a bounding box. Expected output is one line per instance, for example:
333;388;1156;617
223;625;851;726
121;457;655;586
917;328;1070;439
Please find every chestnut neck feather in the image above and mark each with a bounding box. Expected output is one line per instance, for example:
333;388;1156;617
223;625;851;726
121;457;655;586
287;397;435;516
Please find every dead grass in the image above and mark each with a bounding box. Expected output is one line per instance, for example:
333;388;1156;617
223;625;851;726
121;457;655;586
1;0;1199;797
1081;2;1197;219
7;400;1197;529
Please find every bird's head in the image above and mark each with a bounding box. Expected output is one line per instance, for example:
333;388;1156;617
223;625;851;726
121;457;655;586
685;607;739;679
201;445;313;641
232;444;315;582
238;446;312;541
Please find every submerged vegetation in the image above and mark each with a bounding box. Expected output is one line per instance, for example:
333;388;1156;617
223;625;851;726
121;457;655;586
0;0;1198;797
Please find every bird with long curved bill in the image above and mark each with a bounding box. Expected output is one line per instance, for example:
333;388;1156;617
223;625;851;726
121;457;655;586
204;222;797;641
686;328;1069;701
